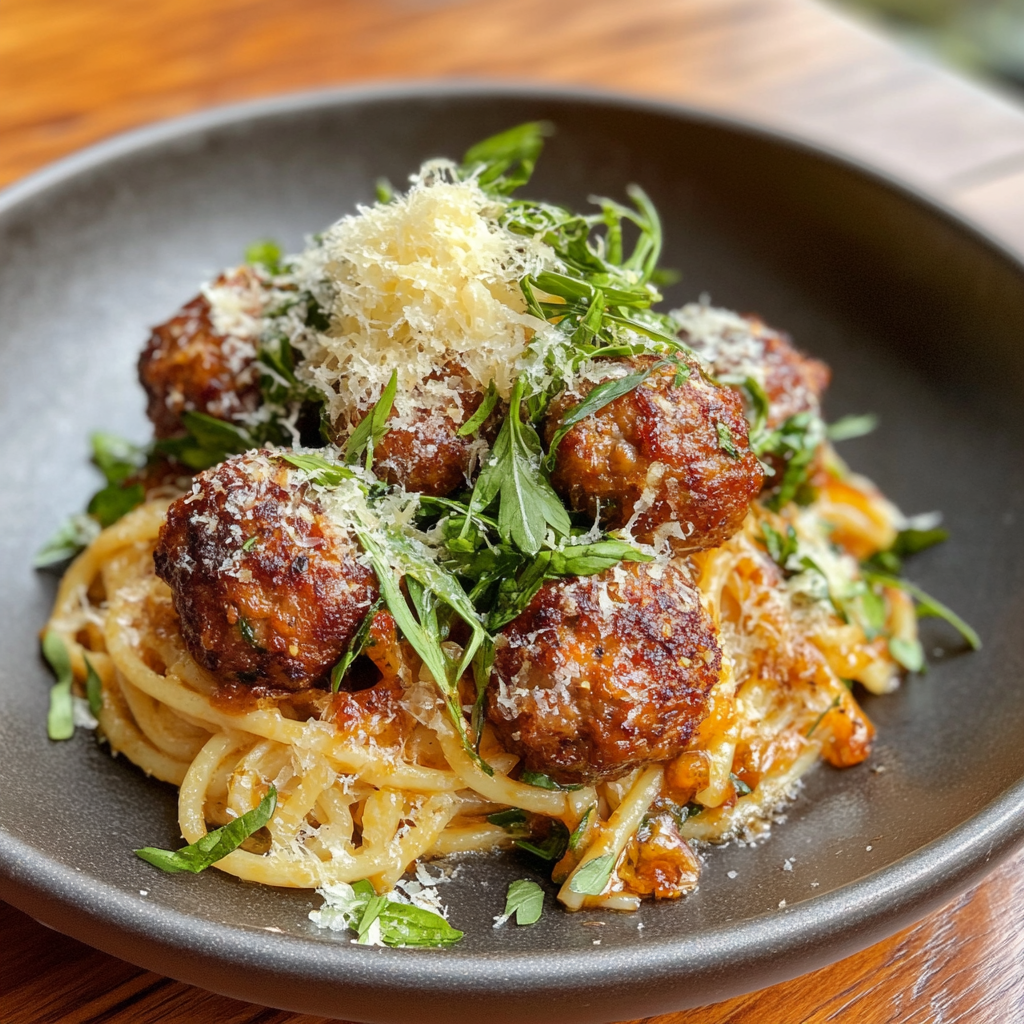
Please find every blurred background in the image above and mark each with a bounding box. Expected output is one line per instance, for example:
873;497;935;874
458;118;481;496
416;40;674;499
833;0;1024;96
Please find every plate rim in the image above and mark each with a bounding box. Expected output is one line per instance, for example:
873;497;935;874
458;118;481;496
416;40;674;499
2;79;1023;1019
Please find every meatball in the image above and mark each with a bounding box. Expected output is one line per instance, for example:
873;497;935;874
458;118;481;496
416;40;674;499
154;450;378;690
139;267;265;439
545;357;764;551
486;560;721;785
675;305;831;429
346;366;500;497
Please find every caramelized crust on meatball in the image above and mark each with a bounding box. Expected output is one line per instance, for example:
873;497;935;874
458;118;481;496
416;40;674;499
545;357;764;551
486;560;722;785
154;451;378;691
139;268;265;439
680;312;831;429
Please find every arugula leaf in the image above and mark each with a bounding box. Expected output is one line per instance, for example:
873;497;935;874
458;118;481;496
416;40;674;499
330;597;384;692
135;786;277;873
344;369;398;469
84;655;103;717
278;451;354;487
567;852;616;895
457;381;500;437
245;239;283;274
520;770;582;792
865;525;949;575
827;413;878;442
42;630;74;741
889;636;925;673
466;380;570;557
861;569;980;650
503;879;545;926
753;412;825;510
461;121;552;197
87;482;145;528
91;432;147;484
153;410;252;471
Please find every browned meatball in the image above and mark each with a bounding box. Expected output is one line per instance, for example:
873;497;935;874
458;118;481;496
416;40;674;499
154;451;378;691
545;357;764;551
678;310;831;429
486;560;721;785
139;267;265;439
347;366;500;497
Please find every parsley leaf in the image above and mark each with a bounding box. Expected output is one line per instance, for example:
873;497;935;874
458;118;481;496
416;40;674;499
503;879;545;926
135;786;277;873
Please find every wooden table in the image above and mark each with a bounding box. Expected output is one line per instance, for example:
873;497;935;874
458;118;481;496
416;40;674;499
3;0;1024;1020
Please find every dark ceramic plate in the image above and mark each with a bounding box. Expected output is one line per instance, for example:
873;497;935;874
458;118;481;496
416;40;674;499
2;84;1024;1024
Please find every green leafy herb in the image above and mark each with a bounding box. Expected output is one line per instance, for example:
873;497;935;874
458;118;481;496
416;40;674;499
278;451;354;487
460;121;553;197
567;852;616;896
153;410;252;471
861;569;980;650
520;770;582;791
865;525;949;575
889;636;925;673
568;806;594;852
329;597;384;692
730;772;753;797
753;411;826;510
761;522;798;569
245;239;283;274
34;514;101;568
344;369;398;468
91;432;147;484
805;695;841;738
135;786;277;873
87;482;145;528
241;535;259;553
516;821;569;862
42;630;74;741
464;379;571;557
716;421;740;459
84;655;103;717
503;879;545;926
457;381;500;437
827;413;878;442
238;617;262;650
488;807;528;831
375;178;394;204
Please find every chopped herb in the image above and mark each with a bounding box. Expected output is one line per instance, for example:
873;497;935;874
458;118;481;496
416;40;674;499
805;695;841;738
865;526;949;575
826;413;878;442
520;770;582;791
84;655;103;717
341;878;463;948
889;636;925;673
761;522;798;569
42;630;74;741
754;412;826;510
241;535;259;553
568;806;594;851
861;569;980;650
456;381;500;437
516;821;569;862
278;451;354;488
34;514;100;568
487;807;528;831
567;852;617;895
238;617;262;650
154;410;252;471
329;597;384;692
136;786;277;873
344;369;398;469
375;178;394;204
503;879;545;926
716;421;741;459
730;772;753;797
87;482;145;528
245;239;283;274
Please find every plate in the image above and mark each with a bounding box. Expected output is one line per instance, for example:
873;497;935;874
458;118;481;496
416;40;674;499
2;84;1024;1023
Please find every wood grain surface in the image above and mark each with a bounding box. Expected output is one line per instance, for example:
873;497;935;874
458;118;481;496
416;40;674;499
3;0;1024;1021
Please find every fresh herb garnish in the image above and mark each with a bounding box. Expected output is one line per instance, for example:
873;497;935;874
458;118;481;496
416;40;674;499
516;821;569;862
730;772;753;797
716;421;741;459
864;525;949;575
42;630;74;741
568;806;594;852
889;636;925;673
460;121;553;198
84;654;103;717
456;381;500;438
761;522;799;569
244;239;283;274
826;413;878;442
488;807;529;831
520;770;582;792
805;695;841;738
135;785;278;873
502;879;545;926
344;369;398;469
329;597;384;692
567;852;617;896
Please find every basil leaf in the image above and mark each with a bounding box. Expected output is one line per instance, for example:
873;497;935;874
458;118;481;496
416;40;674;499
87;482;145;528
91;432;146;485
356;894;389;944
84;655;103;717
42;630;74;741
344;369;398;468
330;597;384;692
135;785;277;873
520;770;582;791
516;821;569;862
893;526;949;558
568;852;616;895
504;879;545;926
373;902;464;948
154;411;252;471
826;413;878;442
568;807;594;852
